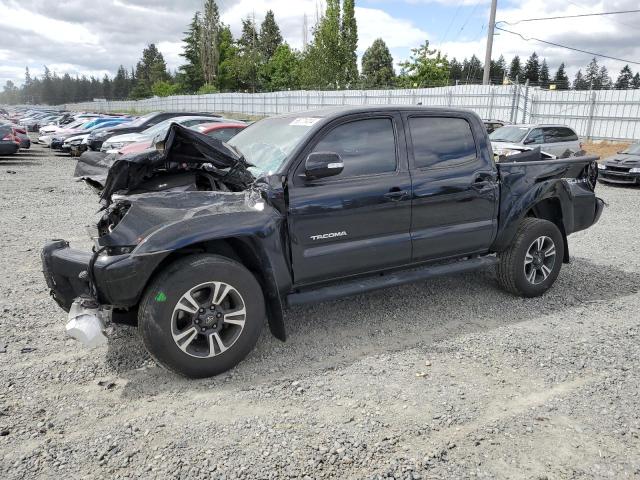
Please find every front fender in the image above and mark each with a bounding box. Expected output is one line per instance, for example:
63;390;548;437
133;210;292;341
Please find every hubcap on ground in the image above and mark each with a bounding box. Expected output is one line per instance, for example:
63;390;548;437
171;281;247;358
524;236;556;285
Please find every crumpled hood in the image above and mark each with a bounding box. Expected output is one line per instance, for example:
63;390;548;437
603;154;640;167
96;190;263;248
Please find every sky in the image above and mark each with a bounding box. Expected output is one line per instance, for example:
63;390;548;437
1;0;639;88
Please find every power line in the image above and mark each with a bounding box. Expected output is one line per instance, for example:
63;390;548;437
494;24;640;66
436;1;463;49
501;9;640;25
564;0;639;32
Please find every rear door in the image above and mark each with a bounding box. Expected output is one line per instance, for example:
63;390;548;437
287;113;412;285
405;113;499;262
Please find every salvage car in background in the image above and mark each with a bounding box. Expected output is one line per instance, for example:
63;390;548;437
598;142;640;185
483;119;508;134
490;124;582;157
0;125;20;155
86;111;221;151
100;115;235;153
43;107;604;378
115;121;246;157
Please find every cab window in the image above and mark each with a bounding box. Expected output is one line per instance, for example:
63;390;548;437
311;118;397;178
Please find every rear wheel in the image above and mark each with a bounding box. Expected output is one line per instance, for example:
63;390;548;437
496;218;564;297
138;254;265;378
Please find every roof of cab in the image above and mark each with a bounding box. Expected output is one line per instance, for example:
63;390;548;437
273;105;484;121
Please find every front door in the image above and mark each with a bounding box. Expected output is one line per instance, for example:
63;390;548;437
405;113;499;262
288;114;412;285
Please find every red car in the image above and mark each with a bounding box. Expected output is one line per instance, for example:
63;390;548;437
0;125;21;155
117;122;246;156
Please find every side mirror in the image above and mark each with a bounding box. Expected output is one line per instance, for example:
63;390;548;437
523;138;534;145
304;152;343;180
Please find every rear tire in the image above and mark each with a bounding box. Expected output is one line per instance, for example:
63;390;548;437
138;254;265;378
496;218;564;297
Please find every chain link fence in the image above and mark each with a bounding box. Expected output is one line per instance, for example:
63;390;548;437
63;84;640;141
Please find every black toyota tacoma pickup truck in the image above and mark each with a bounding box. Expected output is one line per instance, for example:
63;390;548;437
42;107;604;378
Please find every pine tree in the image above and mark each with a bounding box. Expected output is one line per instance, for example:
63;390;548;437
553;63;570;90
41;66;55;104
217;25;239;91
2;81;20;105
489;55;507;84
597;66;611;90
584;57;600;89
508;56;523;82
340;0;358;87
200;0;221;86
258;10;283;60
539;60;550;88
615;65;633;89
22;67;33;103
361;39;395;88
523;52;540;84
632;73;640;89
237;17;261;92
573;69;589;90
131;44;169;99
449;58;463;84
461;55;482;83
112;65;129;99
102;74;112;99
179;12;204;93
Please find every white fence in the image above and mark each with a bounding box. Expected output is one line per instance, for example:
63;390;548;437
64;84;640;141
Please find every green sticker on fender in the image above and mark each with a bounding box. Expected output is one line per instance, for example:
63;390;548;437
155;292;167;302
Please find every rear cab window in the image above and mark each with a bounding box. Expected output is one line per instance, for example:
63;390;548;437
408;116;478;169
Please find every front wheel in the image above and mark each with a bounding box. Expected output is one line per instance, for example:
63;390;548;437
496;218;564;298
138;254;265;378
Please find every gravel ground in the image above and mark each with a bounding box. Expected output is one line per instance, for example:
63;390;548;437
0;143;639;479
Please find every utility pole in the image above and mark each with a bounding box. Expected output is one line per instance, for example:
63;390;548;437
482;0;498;85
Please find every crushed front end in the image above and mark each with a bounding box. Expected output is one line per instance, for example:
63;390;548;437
42;124;257;348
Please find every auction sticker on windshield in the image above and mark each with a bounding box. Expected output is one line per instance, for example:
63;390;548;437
289;117;320;127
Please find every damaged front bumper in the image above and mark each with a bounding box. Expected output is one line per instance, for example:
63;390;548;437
41;239;167;313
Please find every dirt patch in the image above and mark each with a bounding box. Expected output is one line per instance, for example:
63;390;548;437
583;141;631;160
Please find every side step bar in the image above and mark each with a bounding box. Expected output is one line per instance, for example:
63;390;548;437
287;255;498;306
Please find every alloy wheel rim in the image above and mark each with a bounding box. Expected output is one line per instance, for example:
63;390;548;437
171;281;246;358
524;236;556;285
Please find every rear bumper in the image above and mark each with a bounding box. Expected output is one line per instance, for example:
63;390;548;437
0;142;19;155
41;240;166;311
594;197;605;225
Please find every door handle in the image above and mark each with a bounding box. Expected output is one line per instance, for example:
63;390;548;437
384;188;408;201
472;174;495;190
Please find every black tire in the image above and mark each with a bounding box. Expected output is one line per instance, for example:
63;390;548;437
138;254;265;378
496;218;564;298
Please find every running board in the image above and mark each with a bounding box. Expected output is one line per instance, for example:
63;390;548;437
287;256;498;306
